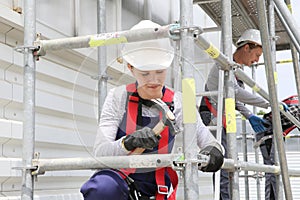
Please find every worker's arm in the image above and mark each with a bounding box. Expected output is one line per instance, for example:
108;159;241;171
94;86;129;157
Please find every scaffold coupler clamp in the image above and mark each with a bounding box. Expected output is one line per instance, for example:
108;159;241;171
168;23;203;41
197;153;209;168
14;33;43;61
168;23;181;41
173;156;186;171
14;44;40;61
32;33;46;58
232;63;245;70
31;152;46;176
12;152;42;179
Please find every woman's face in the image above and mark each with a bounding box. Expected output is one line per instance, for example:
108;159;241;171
129;65;167;99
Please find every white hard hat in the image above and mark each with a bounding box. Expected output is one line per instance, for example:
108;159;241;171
121;20;174;71
236;29;262;48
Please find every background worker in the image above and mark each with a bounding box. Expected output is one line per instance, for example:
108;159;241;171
257;95;298;200
80;20;224;200
199;29;270;200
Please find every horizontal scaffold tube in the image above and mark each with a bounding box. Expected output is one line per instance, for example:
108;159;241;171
222;159;300;177
32;154;300;177
234;68;300;129
194;34;235;71
32;154;182;175
34;24;173;56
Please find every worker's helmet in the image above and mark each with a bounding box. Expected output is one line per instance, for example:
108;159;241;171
121;20;174;71
236;29;262;48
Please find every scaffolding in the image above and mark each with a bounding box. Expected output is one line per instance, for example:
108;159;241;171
17;0;300;199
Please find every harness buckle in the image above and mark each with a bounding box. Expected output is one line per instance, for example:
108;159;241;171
157;185;168;195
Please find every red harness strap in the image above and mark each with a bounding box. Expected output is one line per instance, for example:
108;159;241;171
283;125;296;136
204;96;226;128
124;83;178;199
121;84;139;175
155;87;178;200
125;84;139;135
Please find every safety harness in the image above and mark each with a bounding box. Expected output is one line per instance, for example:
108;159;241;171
122;83;178;200
203;96;226;128
201;77;248;129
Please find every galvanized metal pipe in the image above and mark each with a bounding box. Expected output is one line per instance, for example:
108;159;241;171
73;0;80;36
256;0;293;199
21;0;36;199
143;0;152;20
214;55;225;200
251;66;257;115
180;0;200;199
32;155;300;177
291;45;300;106
115;0;122;32
194;35;234;71
32;154;182;175
241;119;249;200
284;0;300;106
221;0;240;199
273;0;300;51
97;0;107;122
196;90;219;97
254;139;262;200
34;26;172;56
269;1;283;198
274;4;300;53
169;0;180;91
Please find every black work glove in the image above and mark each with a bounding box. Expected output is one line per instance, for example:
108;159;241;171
123;127;160;151
199;145;224;172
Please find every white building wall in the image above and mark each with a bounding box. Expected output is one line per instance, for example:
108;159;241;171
0;1;299;200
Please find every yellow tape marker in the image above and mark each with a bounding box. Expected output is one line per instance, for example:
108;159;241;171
89;34;128;47
274;71;278;85
285;135;290;139
252;84;260;92
182;78;197;123
287;4;292;13
225;98;236;133
205;43;220;59
278;59;292;64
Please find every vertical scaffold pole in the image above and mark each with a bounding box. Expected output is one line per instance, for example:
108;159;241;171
144;0;152;20
222;0;240;199
251;65;261;200
180;0;199;199
273;0;300;50
241;118;250;200
256;0;293;199
268;1;284;199
97;0;108;121
284;0;300;105
21;0;36;199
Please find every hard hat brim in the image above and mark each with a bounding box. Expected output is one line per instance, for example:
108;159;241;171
122;47;174;71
